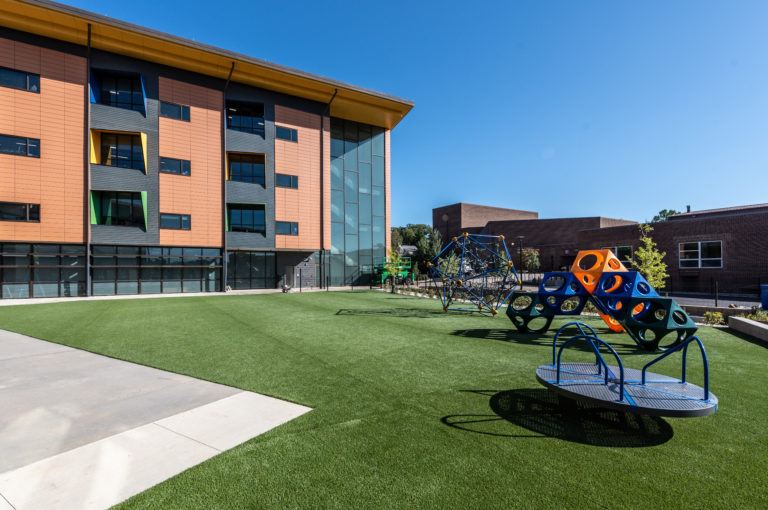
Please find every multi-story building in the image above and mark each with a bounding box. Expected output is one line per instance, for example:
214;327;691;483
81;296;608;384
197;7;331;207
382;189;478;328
0;0;412;299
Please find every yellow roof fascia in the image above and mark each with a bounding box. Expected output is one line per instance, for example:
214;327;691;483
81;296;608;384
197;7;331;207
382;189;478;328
1;0;413;129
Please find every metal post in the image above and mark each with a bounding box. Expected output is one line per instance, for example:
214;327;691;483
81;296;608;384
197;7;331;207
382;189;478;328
715;280;719;308
517;235;524;288
299;268;302;292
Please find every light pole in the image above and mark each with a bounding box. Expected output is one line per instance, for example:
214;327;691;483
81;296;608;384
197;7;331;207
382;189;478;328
517;235;524;287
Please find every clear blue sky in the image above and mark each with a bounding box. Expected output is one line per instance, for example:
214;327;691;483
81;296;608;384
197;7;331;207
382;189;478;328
61;0;768;226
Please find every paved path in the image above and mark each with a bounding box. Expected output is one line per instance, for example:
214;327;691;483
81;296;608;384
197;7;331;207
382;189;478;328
0;330;311;509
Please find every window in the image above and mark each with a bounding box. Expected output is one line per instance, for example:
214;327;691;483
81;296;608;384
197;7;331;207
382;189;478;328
94;191;145;228
275;126;298;142
160;213;191;230
0;202;40;222
602;246;632;263
0;66;39;92
160;157;191;176
226;251;276;289
101;134;145;170
276;221;299;235
679;241;722;268
160;101;190;121
0;134;39;157
226;102;264;135
276;173;298;189
228;204;265;234
228;154;265;185
95;73;144;113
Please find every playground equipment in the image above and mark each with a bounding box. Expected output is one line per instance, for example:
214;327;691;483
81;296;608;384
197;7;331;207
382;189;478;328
535;322;717;417
373;256;413;285
507;249;697;350
427;233;520;315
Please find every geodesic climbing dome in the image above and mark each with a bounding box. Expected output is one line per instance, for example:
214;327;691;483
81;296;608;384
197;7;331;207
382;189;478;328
427;233;520;315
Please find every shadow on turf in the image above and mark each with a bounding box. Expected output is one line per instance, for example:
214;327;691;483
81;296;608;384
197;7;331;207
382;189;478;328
441;389;673;447
336;308;476;318
450;328;648;356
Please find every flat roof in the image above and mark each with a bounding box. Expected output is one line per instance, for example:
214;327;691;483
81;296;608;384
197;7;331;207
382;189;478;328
1;0;413;129
669;203;768;220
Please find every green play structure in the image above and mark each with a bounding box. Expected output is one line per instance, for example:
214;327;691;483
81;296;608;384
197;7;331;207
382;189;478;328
373;256;414;285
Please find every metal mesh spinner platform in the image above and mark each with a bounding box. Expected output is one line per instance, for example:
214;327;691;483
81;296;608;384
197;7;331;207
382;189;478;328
536;362;718;417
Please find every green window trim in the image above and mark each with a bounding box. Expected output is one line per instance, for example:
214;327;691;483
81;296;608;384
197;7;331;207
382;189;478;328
140;191;148;230
90;192;98;225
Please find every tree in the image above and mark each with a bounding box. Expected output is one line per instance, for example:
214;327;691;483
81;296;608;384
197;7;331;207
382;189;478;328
633;223;668;289
414;228;442;274
391;229;403;250
384;248;403;291
521;248;540;272
392;224;432;247
652;209;681;223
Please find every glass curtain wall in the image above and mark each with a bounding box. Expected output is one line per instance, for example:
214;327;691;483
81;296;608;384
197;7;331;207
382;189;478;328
0;243;86;298
225;251;276;289
330;118;386;285
91;245;222;295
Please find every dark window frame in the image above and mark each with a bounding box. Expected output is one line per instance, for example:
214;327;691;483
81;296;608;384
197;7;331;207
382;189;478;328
228;153;265;185
0;134;40;158
0;202;40;222
159;101;190;122
160;213;191;230
275;125;298;142
276;221;299;236
0;66;40;93
226;101;265;136
100;133;145;171
275;173;299;189
227;204;266;234
159;156;191;176
94;71;145;113
88;245;222;296
94;191;145;228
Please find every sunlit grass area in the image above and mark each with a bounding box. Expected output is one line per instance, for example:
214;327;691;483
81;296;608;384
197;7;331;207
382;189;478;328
0;291;764;509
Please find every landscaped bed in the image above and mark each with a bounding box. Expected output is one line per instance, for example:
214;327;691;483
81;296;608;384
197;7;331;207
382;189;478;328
0;291;765;508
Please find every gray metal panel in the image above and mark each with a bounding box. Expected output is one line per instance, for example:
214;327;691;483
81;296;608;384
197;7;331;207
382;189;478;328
226;232;271;250
276;252;316;288
91;225;156;245
91;165;150;191
226;181;271;206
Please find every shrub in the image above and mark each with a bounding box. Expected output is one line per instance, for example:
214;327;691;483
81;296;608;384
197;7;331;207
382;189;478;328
702;311;725;325
745;306;768;322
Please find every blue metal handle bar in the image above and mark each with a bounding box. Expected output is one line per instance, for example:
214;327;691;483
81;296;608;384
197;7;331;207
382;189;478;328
556;334;625;401
641;335;710;401
552;322;598;365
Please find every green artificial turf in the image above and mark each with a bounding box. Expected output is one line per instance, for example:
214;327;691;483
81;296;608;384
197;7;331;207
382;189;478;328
0;291;765;509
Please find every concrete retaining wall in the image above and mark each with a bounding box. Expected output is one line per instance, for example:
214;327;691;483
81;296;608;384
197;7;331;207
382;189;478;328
728;316;768;346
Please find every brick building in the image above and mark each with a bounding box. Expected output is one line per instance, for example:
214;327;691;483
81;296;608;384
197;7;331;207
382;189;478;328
578;204;768;294
432;203;538;241
433;202;768;294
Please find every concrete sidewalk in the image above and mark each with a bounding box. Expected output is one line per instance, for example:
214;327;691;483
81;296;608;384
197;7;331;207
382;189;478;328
0;330;311;509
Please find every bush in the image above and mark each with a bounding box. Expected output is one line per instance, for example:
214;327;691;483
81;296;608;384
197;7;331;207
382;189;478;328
745;306;768;322
702;311;725;325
